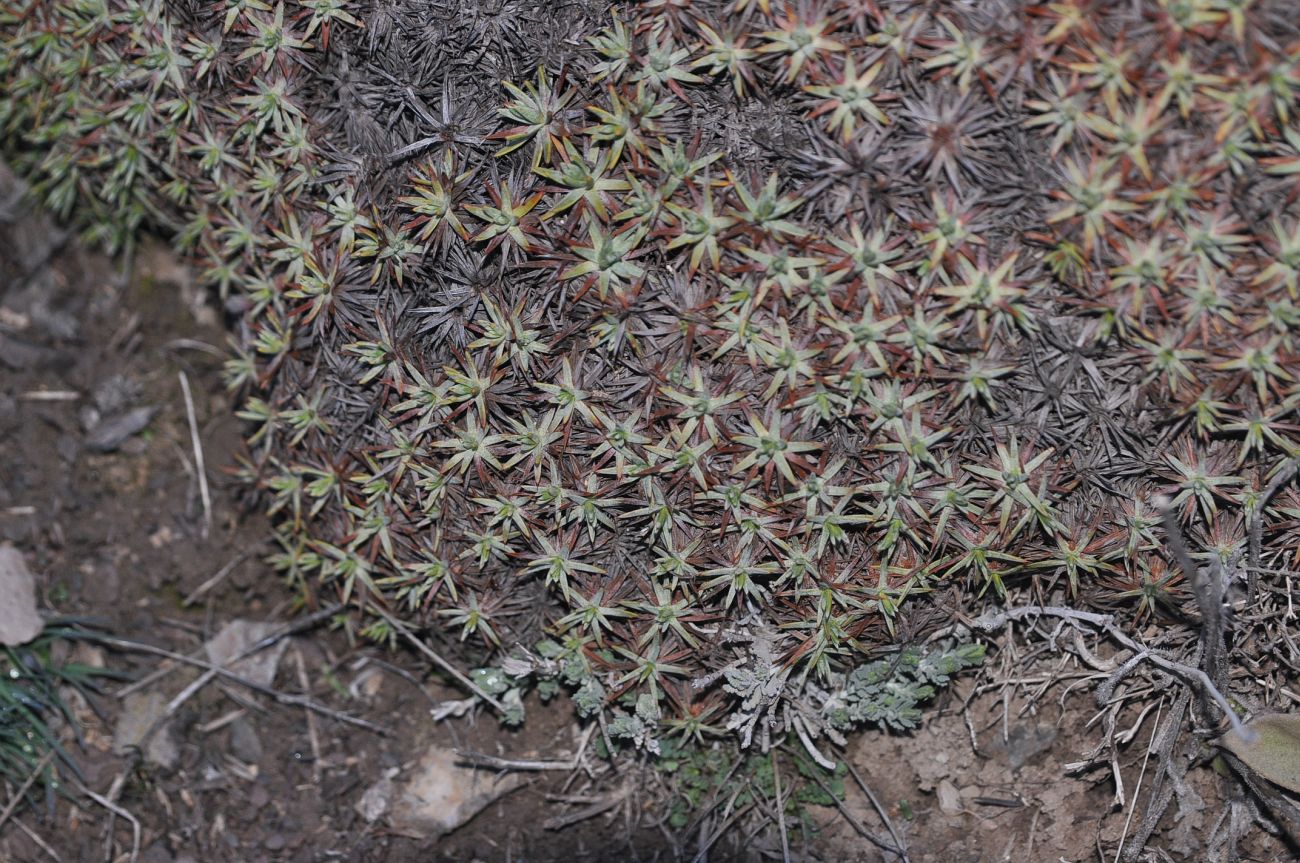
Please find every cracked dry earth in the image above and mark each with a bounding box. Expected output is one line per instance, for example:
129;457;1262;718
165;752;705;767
1;160;1294;862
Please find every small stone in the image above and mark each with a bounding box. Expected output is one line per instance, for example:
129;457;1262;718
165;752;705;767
56;434;79;463
349;666;383;700
248;784;270;809
113;691;179;769
0;333;57;370
148;525;176;548
93;374;141;415
356;772;395;823
0;544;43;647
84;406;157;453
388;747;526;837
204;620;288;688
936;779;962;815
229;718;263;764
263;834;286;851
139;842;173;863
80;562;121;609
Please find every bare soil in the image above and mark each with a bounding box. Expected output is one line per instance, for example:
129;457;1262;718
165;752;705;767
0;164;1293;863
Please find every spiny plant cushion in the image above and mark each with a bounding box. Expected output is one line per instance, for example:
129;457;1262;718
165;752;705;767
4;0;1300;750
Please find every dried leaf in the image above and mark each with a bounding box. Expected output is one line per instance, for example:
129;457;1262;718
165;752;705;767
1220;714;1300;794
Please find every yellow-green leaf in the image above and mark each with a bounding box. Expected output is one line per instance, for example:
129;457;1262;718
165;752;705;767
1221;714;1300;794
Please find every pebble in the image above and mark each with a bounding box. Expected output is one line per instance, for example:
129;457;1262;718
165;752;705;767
230;718;263;764
83;405;158;452
0;544;43;647
937;779;962;815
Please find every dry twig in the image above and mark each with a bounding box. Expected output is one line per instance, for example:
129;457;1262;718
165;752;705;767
181;550;255;607
367;602;508;714
72;777;140;863
97;633;389;734
542;785;629;830
0;751;54;834
177;370;211;538
771;751;791;863
1114;698;1163;862
845;760;909;862
293;647;323;781
117;604;339;699
457;724;596;773
9;816;61;861
970;605;1250;740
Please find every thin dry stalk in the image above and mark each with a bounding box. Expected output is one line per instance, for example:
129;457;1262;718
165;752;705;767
845;760;909;862
458;723;596;772
1114;698;1164;863
0;750;54;833
368;602;508;714
542;785;629;830
971;605;1250;740
118;604;339;699
771;751;791;863
177;370;211;538
807;765;906;861
10;817;61;861
17;390;79;401
1119;691;1190;862
97;634;390;734
73;777;140;863
182;551;254;607
293;647;323;781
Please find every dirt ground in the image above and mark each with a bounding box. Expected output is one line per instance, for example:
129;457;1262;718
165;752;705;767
0;164;1294;863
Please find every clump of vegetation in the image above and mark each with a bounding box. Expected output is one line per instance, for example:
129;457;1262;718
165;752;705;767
473;638;982;765
1;623;106;811
3;0;1299;772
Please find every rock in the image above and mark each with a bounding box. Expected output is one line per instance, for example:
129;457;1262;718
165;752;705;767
204;620;288;687
356;770;397;823
248;784;270;809
0;544;43;646
93;374;142;415
936;779;962;815
0;332;57;370
56;433;79;463
139;841;173;863
113;691;180;769
229;718;263;764
387;747;526;837
996;723;1057;771
263;834;286;851
81;561;121;607
84;406;158;452
348;665;384;700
